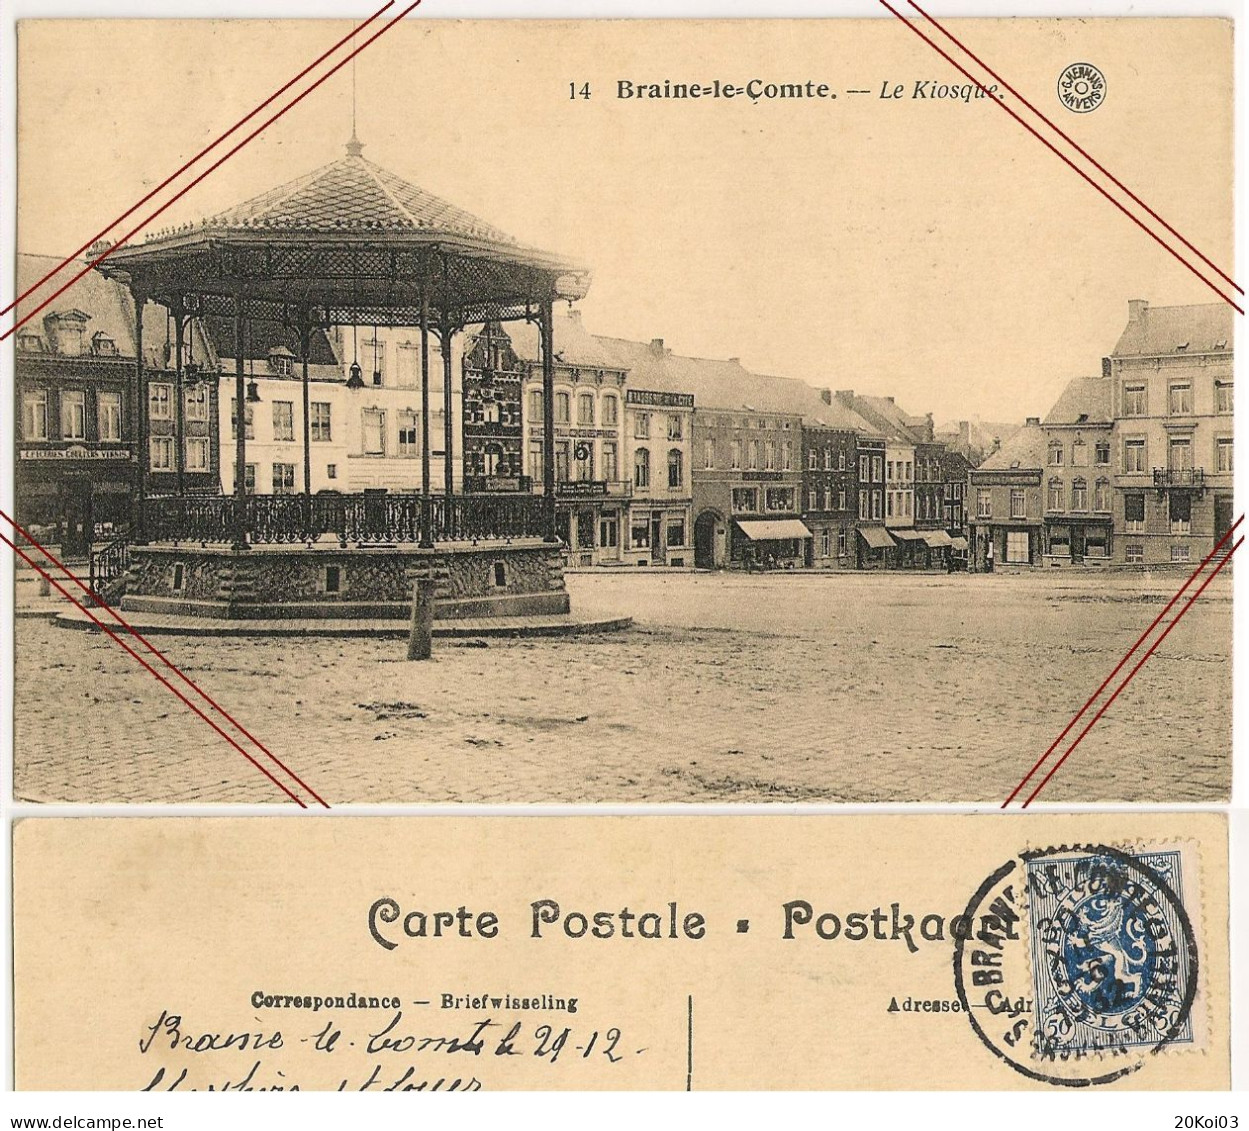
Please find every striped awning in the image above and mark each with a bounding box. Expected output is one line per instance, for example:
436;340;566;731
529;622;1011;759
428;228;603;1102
857;525;896;550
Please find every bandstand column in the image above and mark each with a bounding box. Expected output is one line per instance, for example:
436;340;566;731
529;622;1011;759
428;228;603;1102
173;304;186;499
299;315;313;500
233;295;250;551
441;323;455;501
419;281;434;549
540;298;558;543
131;286;148;544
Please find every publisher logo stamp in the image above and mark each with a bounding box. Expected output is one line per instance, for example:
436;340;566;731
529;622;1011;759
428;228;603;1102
1058;63;1107;113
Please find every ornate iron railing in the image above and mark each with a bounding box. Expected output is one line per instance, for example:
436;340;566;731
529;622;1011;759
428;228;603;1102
89;536;130;602
1153;467;1205;490
143;492;550;546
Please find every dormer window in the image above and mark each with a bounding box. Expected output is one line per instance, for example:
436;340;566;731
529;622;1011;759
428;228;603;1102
91;331;117;357
16;332;42;353
268;347;295;376
45;310;90;356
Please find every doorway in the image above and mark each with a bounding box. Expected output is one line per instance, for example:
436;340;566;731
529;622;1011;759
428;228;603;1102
694;510;721;569
60;477;93;559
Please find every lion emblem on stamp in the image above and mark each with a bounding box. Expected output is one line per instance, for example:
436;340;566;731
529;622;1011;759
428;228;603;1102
1058;62;1107;113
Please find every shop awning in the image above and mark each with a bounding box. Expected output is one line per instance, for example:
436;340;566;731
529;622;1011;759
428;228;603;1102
735;519;813;541
922;530;953;548
949;536;969;551
890;529;928;542
857;525;896;550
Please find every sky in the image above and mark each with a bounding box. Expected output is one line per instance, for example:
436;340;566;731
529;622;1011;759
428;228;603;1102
15;16;1234;424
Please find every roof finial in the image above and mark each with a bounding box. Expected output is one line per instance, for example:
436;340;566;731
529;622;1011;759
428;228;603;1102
346;21;364;157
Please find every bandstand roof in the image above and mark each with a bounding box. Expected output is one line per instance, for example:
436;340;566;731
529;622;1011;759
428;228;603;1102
102;142;590;328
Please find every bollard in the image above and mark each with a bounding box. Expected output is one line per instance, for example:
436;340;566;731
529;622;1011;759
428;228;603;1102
407;576;437;661
38;575;51;597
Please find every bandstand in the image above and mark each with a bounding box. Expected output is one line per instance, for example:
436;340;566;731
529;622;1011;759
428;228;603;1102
97;137;589;621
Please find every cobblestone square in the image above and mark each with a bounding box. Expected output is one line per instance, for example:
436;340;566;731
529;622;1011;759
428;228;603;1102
12;570;1231;806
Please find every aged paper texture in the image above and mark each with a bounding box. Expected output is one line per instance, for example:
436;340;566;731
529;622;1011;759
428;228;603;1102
12;814;1230;1090
10;17;1234;806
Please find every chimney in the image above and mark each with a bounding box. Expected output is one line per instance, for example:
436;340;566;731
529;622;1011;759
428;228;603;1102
990;436;1001;455
1128;299;1149;322
835;389;855;407
728;357;741;364
650;338;665;356
924;412;934;441
1025;416;1040;426
1101;356;1112;379
820;388;832;405
886;396;895;404
959;420;970;448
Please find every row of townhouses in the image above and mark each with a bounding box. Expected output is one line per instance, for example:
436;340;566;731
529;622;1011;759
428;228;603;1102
13;252;1233;570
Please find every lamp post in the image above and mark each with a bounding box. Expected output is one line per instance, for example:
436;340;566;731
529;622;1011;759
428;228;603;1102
232;294;250;551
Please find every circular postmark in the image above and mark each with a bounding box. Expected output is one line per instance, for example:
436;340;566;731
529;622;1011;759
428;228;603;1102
953;844;1197;1087
1058;63;1107;113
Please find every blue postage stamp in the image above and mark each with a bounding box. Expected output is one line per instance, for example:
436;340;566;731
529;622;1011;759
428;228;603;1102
1025;849;1194;1058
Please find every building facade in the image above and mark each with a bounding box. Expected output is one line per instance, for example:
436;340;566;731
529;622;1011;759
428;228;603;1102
1041;375;1115;566
801;425;858;568
968;419;1046;569
1105;300;1233;566
854;436;890;568
461;322;527;492
624;388;695;567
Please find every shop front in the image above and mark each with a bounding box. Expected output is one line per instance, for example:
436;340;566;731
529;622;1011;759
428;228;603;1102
556;479;631;567
733;517;812;569
856;523;895;569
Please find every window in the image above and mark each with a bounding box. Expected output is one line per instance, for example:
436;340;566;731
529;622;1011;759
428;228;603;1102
824;448;833;471
271;463;295;494
326;464;337;480
703;439;715;470
860;456;870;481
364;339;386;385
838;451;846;471
272;401;294;442
186;438;209;471
782;442;793;471
1070;478;1087;511
838;488;847;511
599;515;619;548
149;383;172;421
821;529;831;558
396;343;419;388
1095;441;1111;466
602;441;619;482
22;390;48;440
1071;440;1087;467
634;412;651;440
577;392;595;426
97;391;122;441
871;492;882;521
1168;437;1193;472
529;390;543;420
766;487;795;513
748;440;759;470
873;457;884;482
271;353;294;377
1217;438;1233;473
1010;488;1026;519
808;450;818;471
1216;381;1233;415
528;440;544;483
667;415;683;441
1123;439;1146;474
1048;442;1064;467
731;487;758;513
243;464;257;492
56;389;87;440
1005;530;1030;564
1169;493;1192;535
554;440;570;482
858;493;868;520
977;489;992;519
838;528;847;556
887;460;895;482
602;396;619;426
634;448;650;489
904;461;913;481
574;441;594;482
1048;478;1063;511
311;402;332;442
363;408;386;455
1123;384;1147;416
1126;543;1144;564
180;385;207;423
666;519;686;548
665;448;683;489
886;492;894;519
149;436;173;470
808;488;818;511
231;399;254;440
1171;544;1192;563
397;411;418;457
555;392;571;424
1124;493;1145;532
1168;383;1193;415
1094;478;1110;512
631;518;651;549
730;440;742;470
764;441;776;471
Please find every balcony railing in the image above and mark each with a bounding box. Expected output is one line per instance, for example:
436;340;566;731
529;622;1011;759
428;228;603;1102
1153;467;1205;490
144;492;549;546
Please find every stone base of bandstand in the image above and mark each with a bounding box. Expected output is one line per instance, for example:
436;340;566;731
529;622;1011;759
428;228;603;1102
119;539;571;621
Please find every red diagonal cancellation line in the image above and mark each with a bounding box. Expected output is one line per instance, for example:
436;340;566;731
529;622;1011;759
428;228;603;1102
3;0;424;342
1001;515;1242;807
907;0;1242;297
1021;531;1241;808
4;531;310;806
3;509;329;808
2;2;396;322
877;0;1244;315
